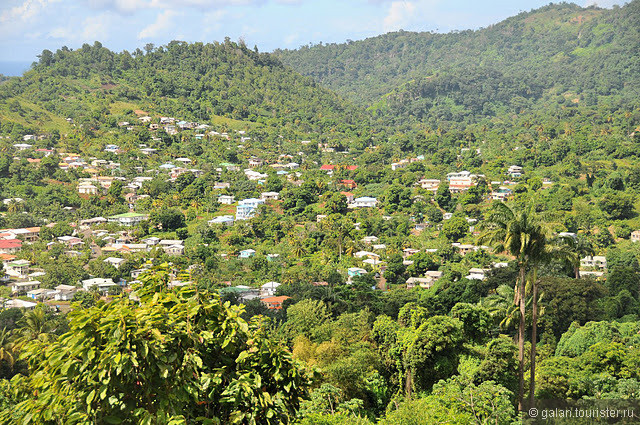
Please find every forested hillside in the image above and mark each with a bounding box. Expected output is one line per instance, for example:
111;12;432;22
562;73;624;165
276;1;640;126
0;40;367;137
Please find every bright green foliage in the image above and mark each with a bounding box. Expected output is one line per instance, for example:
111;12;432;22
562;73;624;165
379;376;515;425
285;299;331;340
2;266;312;424
372;313;463;395
449;303;492;344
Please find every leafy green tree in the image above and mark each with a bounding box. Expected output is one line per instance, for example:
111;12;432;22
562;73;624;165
285;299;331;340
598;193;634;220
449;303;492;344
324;192;348;215
3;267;312;424
150;208;186;231
435;182;455;212
441;216;468;241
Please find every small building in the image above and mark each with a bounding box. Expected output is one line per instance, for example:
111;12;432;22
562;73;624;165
418;179;440;192
362;236;379;244
261;296;291;310
78;183;98;195
208;215;235;227
347;267;367;277
107;212;149;227
239;249;256;259
580;255;607;270
5;259;30;278
406;277;434;289
164;245;185;256
353;197;377;208
3;299;37;309
218;195;235;205
631;230;640;243
104;257;126;269
27;288;52;300
81;278;116;293
54;284;78;301
0;239;22;255
260;282;281;298
10;280;41;294
466;268;490;280
236;198;265;220
260;192;280;201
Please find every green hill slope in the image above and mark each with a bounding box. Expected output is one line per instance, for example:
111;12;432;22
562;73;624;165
275;1;640;125
0;40;367;136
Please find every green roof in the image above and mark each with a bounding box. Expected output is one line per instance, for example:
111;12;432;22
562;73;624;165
108;212;147;218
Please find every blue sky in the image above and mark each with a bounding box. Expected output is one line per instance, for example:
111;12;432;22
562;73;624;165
0;0;628;72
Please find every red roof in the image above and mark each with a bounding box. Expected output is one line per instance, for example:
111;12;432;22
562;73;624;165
261;296;291;310
341;179;356;184
340;191;354;197
321;165;358;171
0;239;22;249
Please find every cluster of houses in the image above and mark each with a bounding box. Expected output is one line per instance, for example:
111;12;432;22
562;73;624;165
223;281;291;310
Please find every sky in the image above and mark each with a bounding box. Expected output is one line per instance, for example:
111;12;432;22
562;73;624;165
0;0;629;74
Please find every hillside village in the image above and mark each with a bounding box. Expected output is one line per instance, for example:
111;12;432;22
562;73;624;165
0;112;614;313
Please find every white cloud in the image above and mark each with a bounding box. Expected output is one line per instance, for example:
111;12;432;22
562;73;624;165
584;0;625;7
137;9;177;39
49;26;72;39
81;13;111;40
0;0;59;23
383;1;415;32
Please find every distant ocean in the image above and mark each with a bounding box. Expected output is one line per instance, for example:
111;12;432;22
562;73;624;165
0;61;33;76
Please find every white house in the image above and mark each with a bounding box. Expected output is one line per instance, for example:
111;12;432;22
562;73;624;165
362;236;379;244
82;278;116;293
239;249;256;258
466;268;490;280
260;192;280;201
580;255;607;270
418;179;440;192
208;215;235;226
218;195;235;205
54;284;78;301
5;259;30;278
10;280;40;294
78;183;98;195
260;282;281;298
236;198;265;220
104;257;126;269
353;197;377;208
508;165;523;178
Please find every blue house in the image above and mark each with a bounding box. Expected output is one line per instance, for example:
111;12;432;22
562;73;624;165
239;249;256;259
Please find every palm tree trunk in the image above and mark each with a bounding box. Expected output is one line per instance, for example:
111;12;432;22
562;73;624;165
574;265;580;279
517;265;526;412
529;279;538;408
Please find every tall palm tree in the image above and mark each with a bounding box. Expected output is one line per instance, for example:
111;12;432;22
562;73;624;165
479;202;548;411
526;235;573;405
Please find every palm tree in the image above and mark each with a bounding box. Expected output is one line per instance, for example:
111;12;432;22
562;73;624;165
561;234;594;279
14;307;53;352
479;202;548;411
0;327;15;369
